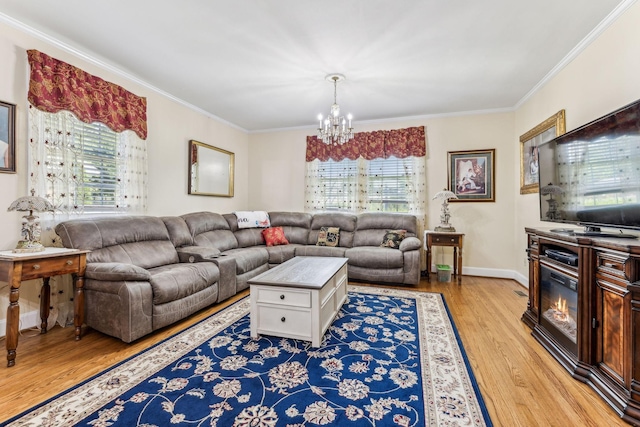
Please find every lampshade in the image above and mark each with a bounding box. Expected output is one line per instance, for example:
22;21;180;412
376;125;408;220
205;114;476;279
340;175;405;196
540;183;563;196
7;193;54;213
432;189;458;201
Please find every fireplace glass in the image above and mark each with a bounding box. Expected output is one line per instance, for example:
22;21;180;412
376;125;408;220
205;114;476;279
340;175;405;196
539;265;578;356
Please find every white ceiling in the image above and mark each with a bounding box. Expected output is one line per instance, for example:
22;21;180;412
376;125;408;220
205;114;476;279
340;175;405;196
0;0;631;132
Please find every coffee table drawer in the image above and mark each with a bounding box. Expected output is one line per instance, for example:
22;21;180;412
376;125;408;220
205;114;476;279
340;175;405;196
256;287;311;308
255;305;311;337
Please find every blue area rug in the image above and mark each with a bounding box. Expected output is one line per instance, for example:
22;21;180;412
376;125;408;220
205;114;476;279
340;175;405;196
2;286;492;426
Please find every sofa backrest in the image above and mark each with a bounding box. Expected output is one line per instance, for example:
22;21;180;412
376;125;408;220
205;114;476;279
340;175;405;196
55;216;179;268
223;213;265;248
181;211;239;252
268;211;312;244
353;213;418;247
161;216;194;248
308;212;357;247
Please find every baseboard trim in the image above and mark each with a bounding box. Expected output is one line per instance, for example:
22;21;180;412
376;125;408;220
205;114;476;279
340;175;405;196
0;309;40;339
429;265;529;288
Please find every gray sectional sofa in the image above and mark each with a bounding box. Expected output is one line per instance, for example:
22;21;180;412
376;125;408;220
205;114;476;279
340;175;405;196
55;211;422;342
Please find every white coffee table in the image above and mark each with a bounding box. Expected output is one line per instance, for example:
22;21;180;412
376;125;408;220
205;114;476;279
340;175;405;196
248;256;348;347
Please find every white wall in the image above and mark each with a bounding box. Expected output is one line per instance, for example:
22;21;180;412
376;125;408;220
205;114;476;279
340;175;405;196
249;112;517;276
513;1;640;279
0;21;250;325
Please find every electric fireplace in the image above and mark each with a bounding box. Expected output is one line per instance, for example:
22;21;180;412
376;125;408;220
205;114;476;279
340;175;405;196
539;265;578;356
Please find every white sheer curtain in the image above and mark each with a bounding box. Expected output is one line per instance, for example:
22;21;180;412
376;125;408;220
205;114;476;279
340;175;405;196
27;106;148;329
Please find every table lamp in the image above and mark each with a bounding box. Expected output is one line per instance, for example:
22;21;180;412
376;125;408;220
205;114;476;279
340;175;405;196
7;190;55;253
432;189;458;232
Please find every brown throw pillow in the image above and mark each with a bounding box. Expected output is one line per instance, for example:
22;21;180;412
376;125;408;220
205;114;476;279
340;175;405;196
316;226;340;247
380;229;407;249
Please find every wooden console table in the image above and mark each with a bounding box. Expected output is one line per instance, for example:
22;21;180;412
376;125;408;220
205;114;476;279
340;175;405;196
0;248;88;367
424;231;464;284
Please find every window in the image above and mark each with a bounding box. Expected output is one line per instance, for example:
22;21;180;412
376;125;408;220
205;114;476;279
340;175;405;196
29;107;147;216
65;120;118;212
367;157;414;212
305;156;423;214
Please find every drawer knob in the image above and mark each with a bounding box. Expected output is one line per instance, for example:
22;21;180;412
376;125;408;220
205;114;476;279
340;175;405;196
66;260;73;266
33;264;40;270
281;317;286;322
280;294;285;300
451;239;455;242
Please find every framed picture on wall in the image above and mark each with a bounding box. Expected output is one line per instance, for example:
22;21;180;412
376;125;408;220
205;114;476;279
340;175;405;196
448;148;495;202
519;110;565;194
0;100;16;173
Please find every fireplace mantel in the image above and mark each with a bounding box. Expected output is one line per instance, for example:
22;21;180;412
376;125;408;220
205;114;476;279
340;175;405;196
524;227;640;425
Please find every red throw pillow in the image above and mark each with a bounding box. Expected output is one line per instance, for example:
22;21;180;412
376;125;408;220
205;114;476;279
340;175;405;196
262;227;289;247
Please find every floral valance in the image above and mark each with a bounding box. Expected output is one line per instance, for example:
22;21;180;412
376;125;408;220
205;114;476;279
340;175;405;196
27;50;148;140
306;126;426;162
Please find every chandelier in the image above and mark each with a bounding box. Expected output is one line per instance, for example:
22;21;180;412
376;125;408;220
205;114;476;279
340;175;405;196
317;74;354;145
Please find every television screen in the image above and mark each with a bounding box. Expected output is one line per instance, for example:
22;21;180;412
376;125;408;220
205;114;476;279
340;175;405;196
538;98;640;234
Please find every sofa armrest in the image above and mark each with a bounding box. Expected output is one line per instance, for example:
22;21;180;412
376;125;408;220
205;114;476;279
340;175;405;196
399;236;422;252
176;246;221;263
85;262;151;281
211;256;237;302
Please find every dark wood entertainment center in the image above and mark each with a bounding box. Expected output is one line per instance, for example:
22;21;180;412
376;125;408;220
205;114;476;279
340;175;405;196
524;227;640;425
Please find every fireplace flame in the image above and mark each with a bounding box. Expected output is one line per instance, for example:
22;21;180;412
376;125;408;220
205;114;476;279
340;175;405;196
552;296;571;323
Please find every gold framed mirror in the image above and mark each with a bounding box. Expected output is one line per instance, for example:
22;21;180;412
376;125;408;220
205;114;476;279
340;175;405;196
188;140;234;197
520;110;566;194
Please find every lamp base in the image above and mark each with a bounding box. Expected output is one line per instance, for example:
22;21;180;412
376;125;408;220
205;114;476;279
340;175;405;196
13;240;46;253
434;225;456;232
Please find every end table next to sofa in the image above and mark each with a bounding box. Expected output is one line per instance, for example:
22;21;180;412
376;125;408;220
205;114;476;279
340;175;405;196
424;230;464;284
0;247;89;367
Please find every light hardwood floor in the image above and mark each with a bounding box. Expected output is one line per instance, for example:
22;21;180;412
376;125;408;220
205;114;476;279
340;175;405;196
0;275;630;426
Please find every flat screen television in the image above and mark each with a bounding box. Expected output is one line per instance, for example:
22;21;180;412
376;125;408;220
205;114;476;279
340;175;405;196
537;98;640;238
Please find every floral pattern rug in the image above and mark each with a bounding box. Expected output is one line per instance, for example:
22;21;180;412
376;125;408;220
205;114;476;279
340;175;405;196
2;286;492;427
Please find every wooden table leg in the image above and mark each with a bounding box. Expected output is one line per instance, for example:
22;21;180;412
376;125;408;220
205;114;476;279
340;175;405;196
426;244;432;282
453;247;458;280
40;277;50;334
73;273;84;341
6;265;22;367
457;246;463;285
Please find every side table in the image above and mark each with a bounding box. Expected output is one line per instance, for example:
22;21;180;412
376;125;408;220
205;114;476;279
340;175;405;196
424;231;464;284
0;248;89;367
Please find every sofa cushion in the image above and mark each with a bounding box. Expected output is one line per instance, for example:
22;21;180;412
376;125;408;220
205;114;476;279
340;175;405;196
269;212;312;245
316;226;340;247
308;212;356;247
162;216;194;248
295;245;347;257
85;262;151;281
182;212;239;252
266;244;301;264
380;229;407;248
221;247;269;275
345;246;404;269
148;262;220;305
262;227;289;247
55;216;180;268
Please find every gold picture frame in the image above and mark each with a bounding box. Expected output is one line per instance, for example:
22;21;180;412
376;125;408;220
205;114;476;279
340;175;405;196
188;140;235;197
520;110;566;194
